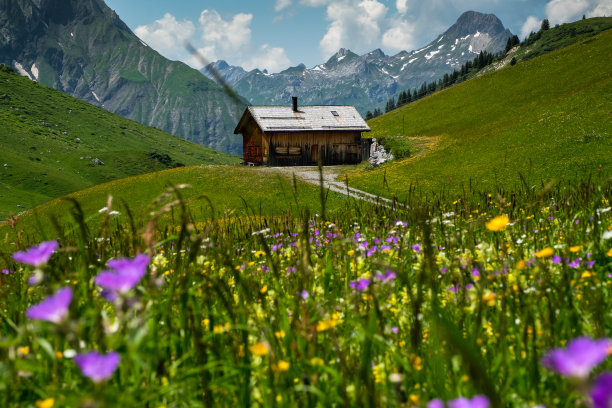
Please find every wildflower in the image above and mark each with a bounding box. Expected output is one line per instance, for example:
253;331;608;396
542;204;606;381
569;245;583;253
74;351;121;383
250;342;269;356
349;278;371;291
310;357;324;365
607;248;612;257
486;215;509;232
568;258;581;268
535;248;554;258
274;330;285;339
13;241;59;267
542;337;612;379
254;250;266;258
26;287;72;323
275;360;290;372
591;372;612;408
94;254;149;294
17;346;30;356
316;319;337;332
603;230;612;240
252;228;270;235
428;399;444;408
375;270;396;283
447;395;490;408
299;290;309;299
552;255;562;264
35;398;55;408
412;243;421;252
2;269;11;274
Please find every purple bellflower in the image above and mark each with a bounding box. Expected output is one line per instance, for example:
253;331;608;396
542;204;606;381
26;287;72;323
428;399;444;408
94;254;150;294
591;372;612;408
350;278;371;291
74;351;121;383
13;240;59;267
542;337;612;379
447;395;490;408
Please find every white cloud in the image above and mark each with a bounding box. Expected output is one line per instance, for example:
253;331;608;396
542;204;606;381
545;0;590;25
300;0;331;6
134;9;293;73
520;15;541;38
275;0;293;12
589;1;612;17
396;0;408;14
320;0;388;58
134;13;195;61
382;19;416;51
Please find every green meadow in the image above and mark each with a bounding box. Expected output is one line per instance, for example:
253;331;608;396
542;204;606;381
347;28;612;198
0;67;238;220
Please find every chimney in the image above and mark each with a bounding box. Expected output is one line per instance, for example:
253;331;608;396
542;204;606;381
292;96;298;112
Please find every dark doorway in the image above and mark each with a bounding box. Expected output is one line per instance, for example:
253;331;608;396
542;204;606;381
311;144;319;164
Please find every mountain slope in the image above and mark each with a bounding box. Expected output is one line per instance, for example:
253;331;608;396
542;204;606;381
0;66;238;220
346;27;612;196
0;0;245;154
203;11;511;114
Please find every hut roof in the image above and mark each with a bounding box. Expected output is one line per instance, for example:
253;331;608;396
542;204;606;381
234;105;370;134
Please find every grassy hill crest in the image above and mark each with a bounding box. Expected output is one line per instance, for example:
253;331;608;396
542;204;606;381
0;68;238;220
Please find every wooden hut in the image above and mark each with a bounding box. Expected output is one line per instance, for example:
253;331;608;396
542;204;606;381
234;97;371;166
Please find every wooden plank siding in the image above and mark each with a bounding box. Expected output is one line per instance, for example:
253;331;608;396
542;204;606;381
267;131;362;166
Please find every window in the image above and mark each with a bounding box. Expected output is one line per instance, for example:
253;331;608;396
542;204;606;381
331;110;339;116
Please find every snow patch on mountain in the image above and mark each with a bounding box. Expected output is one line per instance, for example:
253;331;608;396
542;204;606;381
31;64;39;81
13;62;32;80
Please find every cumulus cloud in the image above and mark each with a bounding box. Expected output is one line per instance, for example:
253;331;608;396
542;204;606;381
382;19;416;51
520;15;542;38
320;0;388;58
396;0;408;14
275;0;293;12
134;13;195;61
134;10;292;73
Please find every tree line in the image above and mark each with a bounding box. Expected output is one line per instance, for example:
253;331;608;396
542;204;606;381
365;33;525;120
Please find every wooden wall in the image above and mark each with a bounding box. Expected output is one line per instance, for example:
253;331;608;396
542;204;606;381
268;131;362;166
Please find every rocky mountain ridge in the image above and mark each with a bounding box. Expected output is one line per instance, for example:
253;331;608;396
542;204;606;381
203;11;512;114
0;0;245;154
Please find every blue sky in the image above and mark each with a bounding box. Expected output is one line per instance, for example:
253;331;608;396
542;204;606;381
105;0;612;73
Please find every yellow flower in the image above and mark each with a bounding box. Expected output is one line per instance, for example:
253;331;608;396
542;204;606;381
482;292;496;307
250;342;269;356
254;250;266;258
276;360;290;372
569;245;582;253
607;248;612;257
274;330;285;339
310;357;324;366
535;248;554;258
260;285;268;294
36;398;55;408
581;271;592;279
347;250;355;256
17;346;29;356
316;319;337;332
516;260;526;270
486;215;509;231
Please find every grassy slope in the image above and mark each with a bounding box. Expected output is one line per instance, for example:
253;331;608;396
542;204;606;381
349;29;612;198
2;165;352;242
0;70;239;219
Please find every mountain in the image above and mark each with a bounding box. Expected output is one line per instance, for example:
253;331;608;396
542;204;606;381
0;64;238;220
203;11;512;114
0;0;245;154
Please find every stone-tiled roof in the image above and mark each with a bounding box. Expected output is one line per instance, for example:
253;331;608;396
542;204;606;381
234;105;370;133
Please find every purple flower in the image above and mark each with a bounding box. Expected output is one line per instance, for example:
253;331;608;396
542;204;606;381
542;337;612;379
585;260;596;268
591;372;612;408
366;246;378;257
350;278;371;291
375;270;396;283
428;399;444;408
447;395;490;408
299;290;309;299
552;255;562;265
74;351;121;383
568;258;581;268
412;243;421;253
271;243;283;251
472;267;480;278
94;254;150;294
26;287;72;323
441;267;448;274
13;241;59;267
2;269;11;274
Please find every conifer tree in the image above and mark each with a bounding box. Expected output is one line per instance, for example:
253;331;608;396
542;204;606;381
541;19;550;31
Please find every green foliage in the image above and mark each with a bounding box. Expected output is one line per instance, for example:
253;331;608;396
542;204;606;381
1;175;611;407
0;70;239;220
355;29;612;198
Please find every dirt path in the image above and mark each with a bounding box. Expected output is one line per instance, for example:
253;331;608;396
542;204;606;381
266;166;396;207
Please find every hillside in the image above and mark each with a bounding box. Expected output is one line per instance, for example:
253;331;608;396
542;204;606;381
0;165;352;241
0;0;245;154
347;28;612;197
0;67;239;220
